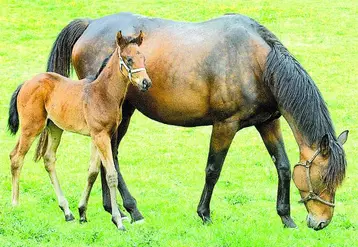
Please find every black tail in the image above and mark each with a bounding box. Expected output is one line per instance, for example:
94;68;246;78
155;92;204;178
8;84;23;135
47;18;90;75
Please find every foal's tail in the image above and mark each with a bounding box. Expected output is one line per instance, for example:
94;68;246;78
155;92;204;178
47;18;90;76
34;18;90;162
8;84;23;135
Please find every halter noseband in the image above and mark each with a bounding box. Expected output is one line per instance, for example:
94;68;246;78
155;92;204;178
117;49;146;82
294;149;335;207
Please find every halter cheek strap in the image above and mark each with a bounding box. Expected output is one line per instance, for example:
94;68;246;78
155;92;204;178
117;49;146;82
294;149;335;207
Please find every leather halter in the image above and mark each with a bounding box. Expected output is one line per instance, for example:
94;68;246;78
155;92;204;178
294;149;335;207
117;49;146;82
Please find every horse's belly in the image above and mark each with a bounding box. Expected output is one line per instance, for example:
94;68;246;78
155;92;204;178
127;88;212;126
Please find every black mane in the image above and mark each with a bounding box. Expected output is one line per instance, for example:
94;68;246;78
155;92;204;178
94;52;114;79
256;23;346;190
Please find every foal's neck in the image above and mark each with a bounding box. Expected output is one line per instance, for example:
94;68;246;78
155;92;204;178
94;51;130;105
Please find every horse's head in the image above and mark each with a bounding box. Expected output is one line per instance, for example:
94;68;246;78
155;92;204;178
116;30;152;91
293;130;348;230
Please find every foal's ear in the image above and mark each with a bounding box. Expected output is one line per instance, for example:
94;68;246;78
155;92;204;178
320;134;330;156
337;130;349;146
135;30;144;46
116;31;126;48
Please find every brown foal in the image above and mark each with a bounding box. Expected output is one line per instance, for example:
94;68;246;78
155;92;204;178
8;31;151;230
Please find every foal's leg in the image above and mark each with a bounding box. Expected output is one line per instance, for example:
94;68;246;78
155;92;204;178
10;134;37;205
101;102;143;222
197;121;238;223
78;142;100;223
93;132;124;230
43;123;74;221
10;118;46;205
255;118;297;228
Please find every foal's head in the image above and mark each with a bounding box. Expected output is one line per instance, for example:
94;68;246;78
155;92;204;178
116;31;152;91
293;131;348;230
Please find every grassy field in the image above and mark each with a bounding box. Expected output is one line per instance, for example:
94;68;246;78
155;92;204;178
0;0;357;246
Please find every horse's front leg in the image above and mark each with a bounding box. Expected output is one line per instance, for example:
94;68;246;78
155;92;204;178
255;118;297;228
100;102;144;223
93;132;125;230
197;120;238;223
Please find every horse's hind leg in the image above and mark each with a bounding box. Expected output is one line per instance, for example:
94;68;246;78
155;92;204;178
43;122;74;221
93;132;124;230
197;120;238;223
255;118;297;228
10;122;46;205
78;141;100;223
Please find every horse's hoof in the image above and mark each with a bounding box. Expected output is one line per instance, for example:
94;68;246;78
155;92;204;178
65;213;75;222
281;215;297;228
131;218;145;224
201;215;213;225
79;217;87;224
130;211;144;223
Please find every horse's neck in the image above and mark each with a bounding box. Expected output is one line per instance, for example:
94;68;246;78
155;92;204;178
94;53;130;105
282;112;317;156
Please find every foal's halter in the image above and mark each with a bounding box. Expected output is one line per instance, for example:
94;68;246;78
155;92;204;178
117;49;146;83
294;149;335;207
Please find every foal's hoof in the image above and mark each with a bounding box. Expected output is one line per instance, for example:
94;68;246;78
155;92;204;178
281;215;297;228
117;225;126;231
112;216;125;231
65;213;75;222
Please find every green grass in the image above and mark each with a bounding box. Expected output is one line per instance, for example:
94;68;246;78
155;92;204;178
0;0;357;246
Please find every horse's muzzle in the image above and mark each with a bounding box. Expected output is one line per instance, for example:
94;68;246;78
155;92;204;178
306;214;331;230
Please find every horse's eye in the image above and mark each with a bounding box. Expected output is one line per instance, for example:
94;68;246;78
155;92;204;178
127;57;133;65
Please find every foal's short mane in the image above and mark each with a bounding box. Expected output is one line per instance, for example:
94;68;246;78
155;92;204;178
93;37;139;79
94;52;114;79
255;22;346;190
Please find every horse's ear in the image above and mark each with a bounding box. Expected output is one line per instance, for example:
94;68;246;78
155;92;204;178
320;134;330;156
337;130;349;145
135;30;144;46
116;31;126;48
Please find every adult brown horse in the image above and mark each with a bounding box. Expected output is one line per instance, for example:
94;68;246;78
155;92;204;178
42;12;348;230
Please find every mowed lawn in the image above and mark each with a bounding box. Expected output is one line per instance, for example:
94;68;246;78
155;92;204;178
0;0;357;246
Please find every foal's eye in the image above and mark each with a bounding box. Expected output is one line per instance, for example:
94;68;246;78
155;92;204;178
127;57;133;66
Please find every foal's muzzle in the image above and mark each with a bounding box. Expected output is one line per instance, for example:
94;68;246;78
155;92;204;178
140;78;152;91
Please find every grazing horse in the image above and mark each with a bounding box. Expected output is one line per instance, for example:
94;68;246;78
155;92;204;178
8;31;151;230
43;13;348;230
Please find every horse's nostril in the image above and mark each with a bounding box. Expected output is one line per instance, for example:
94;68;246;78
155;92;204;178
142;79;151;89
143;79;148;87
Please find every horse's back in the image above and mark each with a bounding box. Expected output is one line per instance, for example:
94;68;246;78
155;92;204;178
72;13;275;127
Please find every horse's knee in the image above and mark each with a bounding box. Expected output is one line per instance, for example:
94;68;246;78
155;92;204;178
10;153;22;173
88;169;99;183
205;165;221;185
277;165;291;181
106;172;118;188
43;154;56;172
